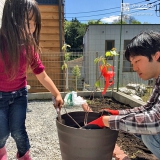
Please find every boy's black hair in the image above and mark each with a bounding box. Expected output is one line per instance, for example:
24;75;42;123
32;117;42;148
125;31;160;62
0;0;41;79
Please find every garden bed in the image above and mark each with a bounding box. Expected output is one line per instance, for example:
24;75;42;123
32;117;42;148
5;98;158;160
87;97;158;160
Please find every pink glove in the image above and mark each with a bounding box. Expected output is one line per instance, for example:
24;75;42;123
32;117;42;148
83;116;105;129
104;109;119;115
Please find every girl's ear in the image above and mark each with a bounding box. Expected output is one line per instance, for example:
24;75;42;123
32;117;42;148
155;51;160;61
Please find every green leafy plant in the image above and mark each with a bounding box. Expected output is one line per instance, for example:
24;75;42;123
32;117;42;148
94;48;118;90
105;48;118;57
61;44;71;70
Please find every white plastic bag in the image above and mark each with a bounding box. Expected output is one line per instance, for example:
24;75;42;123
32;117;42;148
64;92;73;106
64;91;86;107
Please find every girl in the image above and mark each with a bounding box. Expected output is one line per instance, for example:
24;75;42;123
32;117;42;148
0;0;63;159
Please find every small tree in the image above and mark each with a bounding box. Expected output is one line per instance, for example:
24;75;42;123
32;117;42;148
72;65;81;91
61;43;71;91
94;48;118;94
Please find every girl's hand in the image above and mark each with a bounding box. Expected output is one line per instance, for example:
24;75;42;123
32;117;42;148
52;95;63;109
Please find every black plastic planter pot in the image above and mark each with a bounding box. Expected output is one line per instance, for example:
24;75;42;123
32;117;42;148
56;111;118;160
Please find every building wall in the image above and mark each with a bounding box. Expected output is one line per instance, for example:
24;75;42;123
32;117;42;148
38;5;64;53
27;3;64;92
83;24;160;88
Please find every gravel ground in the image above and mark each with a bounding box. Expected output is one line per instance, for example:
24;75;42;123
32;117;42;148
6;100;83;160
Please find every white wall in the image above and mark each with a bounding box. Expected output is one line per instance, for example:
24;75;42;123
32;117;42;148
0;0;5;27
83;24;160;88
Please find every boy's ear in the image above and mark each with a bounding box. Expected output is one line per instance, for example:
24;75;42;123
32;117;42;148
155;51;160;60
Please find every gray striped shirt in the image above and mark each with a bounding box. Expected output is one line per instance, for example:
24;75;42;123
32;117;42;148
109;76;160;134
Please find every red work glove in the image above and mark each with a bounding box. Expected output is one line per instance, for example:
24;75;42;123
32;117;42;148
103;109;119;115
82;116;105;129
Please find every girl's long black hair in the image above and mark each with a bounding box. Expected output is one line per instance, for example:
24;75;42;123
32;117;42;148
0;0;41;79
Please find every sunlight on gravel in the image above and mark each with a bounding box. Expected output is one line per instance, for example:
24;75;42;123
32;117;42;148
6;100;83;160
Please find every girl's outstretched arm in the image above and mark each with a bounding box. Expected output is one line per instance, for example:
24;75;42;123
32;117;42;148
36;70;63;108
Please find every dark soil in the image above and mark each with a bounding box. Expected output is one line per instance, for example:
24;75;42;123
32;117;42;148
86;97;158;160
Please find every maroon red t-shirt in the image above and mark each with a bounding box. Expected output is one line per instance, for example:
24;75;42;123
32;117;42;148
0;49;44;92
